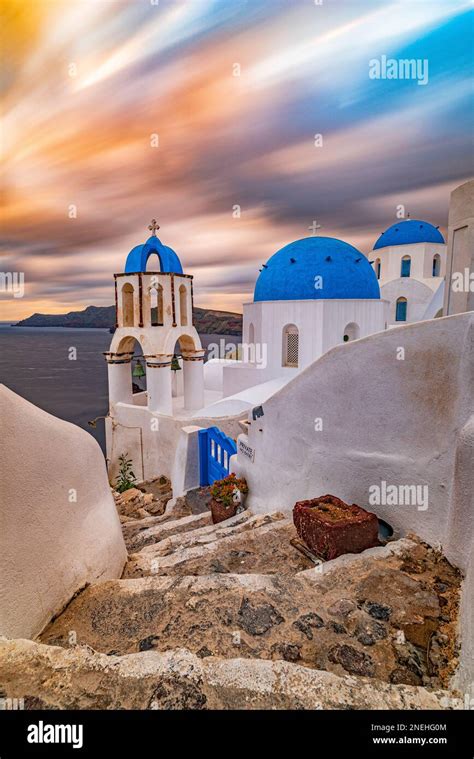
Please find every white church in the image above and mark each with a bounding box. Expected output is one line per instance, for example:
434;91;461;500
104;214;448;461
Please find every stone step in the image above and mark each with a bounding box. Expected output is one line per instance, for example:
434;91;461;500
38;535;459;695
121;512;181;545
1;638;458;710
129;509;257;557
127;512;215;553
123;515;311;577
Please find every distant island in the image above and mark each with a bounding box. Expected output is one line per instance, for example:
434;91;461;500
15;305;243;335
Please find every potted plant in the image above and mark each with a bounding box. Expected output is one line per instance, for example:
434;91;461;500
209;473;249;524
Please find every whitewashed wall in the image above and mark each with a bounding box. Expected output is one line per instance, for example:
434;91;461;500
0;386;127;639
235;312;474;568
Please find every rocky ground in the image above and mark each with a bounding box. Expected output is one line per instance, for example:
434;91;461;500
0;479;464;710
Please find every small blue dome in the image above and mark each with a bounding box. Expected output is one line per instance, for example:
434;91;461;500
374;219;444;250
254;237;380;302
124;236;183;274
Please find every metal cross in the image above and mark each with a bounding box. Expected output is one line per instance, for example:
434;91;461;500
308;220;322;235
148;218;160;235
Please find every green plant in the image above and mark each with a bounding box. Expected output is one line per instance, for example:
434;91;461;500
210;473;248;508
115;454;137;493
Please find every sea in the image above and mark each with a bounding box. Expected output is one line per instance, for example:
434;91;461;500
0;324;239;452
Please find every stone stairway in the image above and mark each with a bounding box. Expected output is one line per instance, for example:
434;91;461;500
0;485;463;710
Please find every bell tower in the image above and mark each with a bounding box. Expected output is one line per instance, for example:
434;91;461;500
105;220;205;415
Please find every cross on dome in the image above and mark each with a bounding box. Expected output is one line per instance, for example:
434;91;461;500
148;218;160;236
308;220;322;235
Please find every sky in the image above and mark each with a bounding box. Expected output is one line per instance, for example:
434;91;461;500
1;0;473;320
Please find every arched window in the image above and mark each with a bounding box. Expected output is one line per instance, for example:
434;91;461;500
343;322;360;342
248;322;255;346
396;297;407;322
122;283;134;327
374;258;381;279
282;324;299;367
400;256;411;277
150;285;163;326
432;254;441;277
179;285;188;326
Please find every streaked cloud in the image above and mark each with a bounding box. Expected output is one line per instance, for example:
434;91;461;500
1;0;472;321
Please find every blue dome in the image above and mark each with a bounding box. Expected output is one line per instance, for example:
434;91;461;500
124;236;183;274
374;219;444;250
254;237;380;302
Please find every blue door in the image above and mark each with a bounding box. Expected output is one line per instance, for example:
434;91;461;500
199;427;237;486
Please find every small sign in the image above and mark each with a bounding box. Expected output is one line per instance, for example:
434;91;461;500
238;438;255;462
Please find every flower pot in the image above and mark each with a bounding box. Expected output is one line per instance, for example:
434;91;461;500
210;497;238;524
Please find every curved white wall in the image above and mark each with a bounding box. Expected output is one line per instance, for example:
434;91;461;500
236;313;474;571
0;385;127;639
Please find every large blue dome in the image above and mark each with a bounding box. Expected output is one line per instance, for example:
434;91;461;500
374;219;444;250
124;236;183;274
254;237;380;302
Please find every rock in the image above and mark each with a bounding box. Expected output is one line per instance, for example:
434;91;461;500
356;621;387;646
401;617;438;648
146;499;167;516
330;622;346;634
121;488;142;503
149;674;207;710
238;597;284;636
196;646;213;658
271;642;301;663
292;612;324;640
210;560;229;574
390;667;422;687
394;646;424;678
138;636;159;652
137;508;150;520
364;601;392;621
143;494;154;506
328;644;375;677
328;599;357;618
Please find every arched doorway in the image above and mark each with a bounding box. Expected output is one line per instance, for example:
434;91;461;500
173;333;204;411
432;254;441;277
374;258;381;279
343;322;360;342
107;335;147;407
